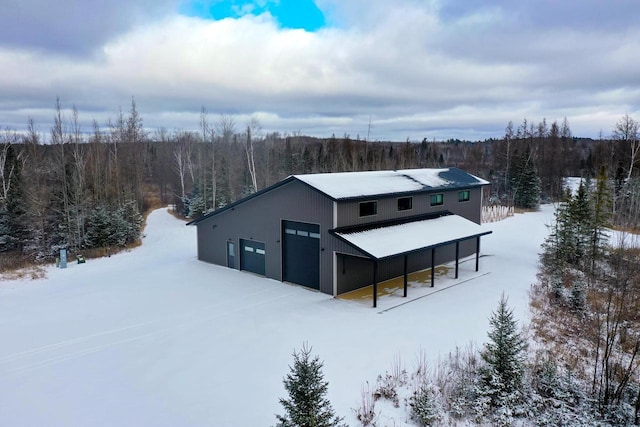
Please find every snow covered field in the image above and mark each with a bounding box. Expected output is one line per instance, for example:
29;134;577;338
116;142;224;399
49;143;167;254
0;206;553;426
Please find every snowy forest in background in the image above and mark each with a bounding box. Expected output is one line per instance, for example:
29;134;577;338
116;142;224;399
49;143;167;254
0;98;639;267
1;98;640;425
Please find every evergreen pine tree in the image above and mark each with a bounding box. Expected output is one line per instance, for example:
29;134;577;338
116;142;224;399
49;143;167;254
121;199;143;244
85;201;142;250
275;344;346;427
540;190;573;271
543;176;611;272
480;295;528;407
0;144;29;253
589;167;611;272
509;149;541;209
110;205;129;246
569;279;586;312
0;204;10;251
410;384;443;426
182;184;204;219
85;206;112;249
568;180;592;264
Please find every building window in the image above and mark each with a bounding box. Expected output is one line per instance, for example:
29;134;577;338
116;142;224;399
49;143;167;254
430;193;444;206
397;197;412;211
459;190;470;202
359;201;377;217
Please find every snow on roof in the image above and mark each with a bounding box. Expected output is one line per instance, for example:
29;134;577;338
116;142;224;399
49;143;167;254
335;215;491;259
294;167;489;200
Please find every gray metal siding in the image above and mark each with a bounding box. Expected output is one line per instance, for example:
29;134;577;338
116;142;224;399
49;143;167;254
195;180;363;295
337;239;478;294
336;187;483;227
195;177;484;297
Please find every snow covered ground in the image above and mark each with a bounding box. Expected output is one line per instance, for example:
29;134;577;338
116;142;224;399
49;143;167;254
0;206;554;426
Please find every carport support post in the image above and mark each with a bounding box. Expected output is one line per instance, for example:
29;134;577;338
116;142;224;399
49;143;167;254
373;260;378;308
455;242;460;279
476;236;481;271
430;247;435;288
403;255;408;297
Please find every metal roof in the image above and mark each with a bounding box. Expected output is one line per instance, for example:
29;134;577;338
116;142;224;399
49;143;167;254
294;167;489;201
187;167;489;225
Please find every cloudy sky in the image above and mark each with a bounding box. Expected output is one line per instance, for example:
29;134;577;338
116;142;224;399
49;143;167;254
1;0;639;141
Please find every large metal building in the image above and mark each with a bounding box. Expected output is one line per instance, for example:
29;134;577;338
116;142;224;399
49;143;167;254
188;168;491;306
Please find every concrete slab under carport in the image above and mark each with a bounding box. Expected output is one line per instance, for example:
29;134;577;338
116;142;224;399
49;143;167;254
332;215;492;307
337;256;491;312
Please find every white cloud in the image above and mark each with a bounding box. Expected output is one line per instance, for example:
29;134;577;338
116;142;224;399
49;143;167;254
0;1;638;141
0;0;178;54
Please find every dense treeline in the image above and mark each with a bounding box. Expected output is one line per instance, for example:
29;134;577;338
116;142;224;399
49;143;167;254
0;98;151;264
532;174;640;424
351;176;640;425
1;98;638;266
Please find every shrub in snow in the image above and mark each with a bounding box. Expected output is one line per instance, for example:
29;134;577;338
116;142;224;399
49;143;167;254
549;273;565;302
353;382;377;426
374;373;400;407
389;353;408;388
438;345;483;420
409;384;443;426
373;355;407;408
492;402;514;427
275;343;346;427
530;354;598;426
605;401;636;426
569;279;586;312
412;350;431;387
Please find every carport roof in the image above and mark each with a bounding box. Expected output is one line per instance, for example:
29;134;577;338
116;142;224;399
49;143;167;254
331;214;492;260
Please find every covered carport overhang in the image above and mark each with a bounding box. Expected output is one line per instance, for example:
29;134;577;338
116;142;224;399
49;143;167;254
331;215;492;307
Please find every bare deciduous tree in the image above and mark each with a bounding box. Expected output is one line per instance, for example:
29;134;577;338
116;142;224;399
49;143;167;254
216;114;236;145
173;134;193;200
613;114;640;181
51;97;73;247
200;107;217;211
0;128;21;205
244;116;261;193
70;106;88;247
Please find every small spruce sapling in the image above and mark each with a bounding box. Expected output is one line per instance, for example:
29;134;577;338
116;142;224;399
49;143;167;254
480;294;528;408
275;343;346;427
410;384;443;426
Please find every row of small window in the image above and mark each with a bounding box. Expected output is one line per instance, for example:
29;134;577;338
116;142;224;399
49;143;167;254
359;190;471;217
284;228;321;239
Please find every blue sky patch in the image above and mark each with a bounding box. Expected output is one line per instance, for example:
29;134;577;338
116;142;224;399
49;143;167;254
180;0;326;31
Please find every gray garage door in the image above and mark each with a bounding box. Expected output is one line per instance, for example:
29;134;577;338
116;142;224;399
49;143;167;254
240;239;265;276
282;220;320;290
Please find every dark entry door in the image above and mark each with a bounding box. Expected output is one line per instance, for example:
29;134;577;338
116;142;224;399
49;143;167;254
282;220;320;289
240;239;265;276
